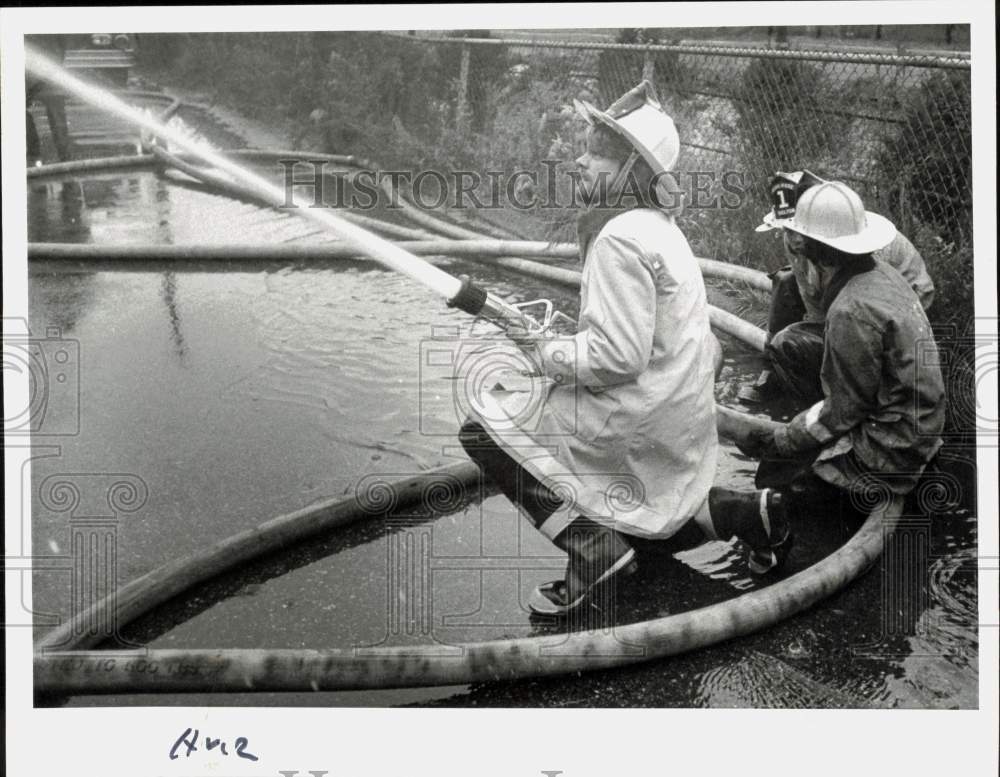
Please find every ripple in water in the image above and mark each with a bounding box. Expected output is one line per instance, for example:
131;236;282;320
697;650;872;708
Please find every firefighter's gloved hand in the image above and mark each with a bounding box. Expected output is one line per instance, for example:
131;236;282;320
505;323;546;376
506;321;543;349
735;427;781;460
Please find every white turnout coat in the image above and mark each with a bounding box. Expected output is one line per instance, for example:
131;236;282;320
475;208;719;539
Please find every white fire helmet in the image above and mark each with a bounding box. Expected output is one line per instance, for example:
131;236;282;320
574;80;681;178
785;181;897;255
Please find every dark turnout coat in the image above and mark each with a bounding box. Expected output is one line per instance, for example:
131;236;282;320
776;260;946;495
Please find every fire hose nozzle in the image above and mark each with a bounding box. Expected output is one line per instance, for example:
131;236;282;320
446;275;489;316
447;276;539;334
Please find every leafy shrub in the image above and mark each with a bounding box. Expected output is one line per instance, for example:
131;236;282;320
437;31;510;132
876;70;972;247
597;28;683;106
918;240;977;441
922;239;975;330
734;57;834;174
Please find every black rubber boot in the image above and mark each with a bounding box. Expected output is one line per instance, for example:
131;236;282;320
528;516;638;616
708;487;792;575
459;418;563;525
459;419;638;616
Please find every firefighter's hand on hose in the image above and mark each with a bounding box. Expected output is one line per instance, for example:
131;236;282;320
505;319;544;350
506;322;545;376
735;427;781;460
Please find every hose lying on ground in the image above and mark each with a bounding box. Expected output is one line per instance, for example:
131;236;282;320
28;148;364;179
29;236;771;354
29;90;774;291
27;154;158;177
698;258;772;293
28;240;578;262
152;145;262;203
35;408;775;656
27;143;773;296
149;145;435;242
377;176;529;241
34;409;902;694
60;143;771;354
35;462;481;653
28;240;770;284
374;175;772;351
27;84;887;696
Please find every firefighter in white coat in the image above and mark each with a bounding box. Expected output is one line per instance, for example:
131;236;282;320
461;82;789;616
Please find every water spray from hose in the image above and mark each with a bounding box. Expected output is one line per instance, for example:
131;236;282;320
24;45;546;335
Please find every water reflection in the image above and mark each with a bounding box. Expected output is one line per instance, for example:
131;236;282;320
160;272;187;364
28;182;97;335
28;179;89;243
26;108;977;709
28;249;978;708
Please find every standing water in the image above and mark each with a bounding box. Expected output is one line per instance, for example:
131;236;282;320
26;96;977;709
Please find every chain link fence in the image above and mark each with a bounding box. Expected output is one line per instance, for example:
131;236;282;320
139;31;973;327
368;34;970;264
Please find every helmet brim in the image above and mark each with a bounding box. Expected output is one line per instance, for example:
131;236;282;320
755;211;793;233
574;98;678;175
785;211;897;254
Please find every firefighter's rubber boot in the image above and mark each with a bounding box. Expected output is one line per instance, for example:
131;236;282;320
528;516;638;616
708;487;792;575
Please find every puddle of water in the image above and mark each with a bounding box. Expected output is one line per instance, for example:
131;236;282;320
27;102;977;709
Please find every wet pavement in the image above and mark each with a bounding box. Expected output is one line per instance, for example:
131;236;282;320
26;94;978;708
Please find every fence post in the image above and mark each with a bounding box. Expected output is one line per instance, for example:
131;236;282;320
642;50;655;83
457;43;471;133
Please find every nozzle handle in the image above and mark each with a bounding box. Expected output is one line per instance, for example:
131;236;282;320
447;276;541;334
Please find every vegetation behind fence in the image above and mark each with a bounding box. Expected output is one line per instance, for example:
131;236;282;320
137;30;974;348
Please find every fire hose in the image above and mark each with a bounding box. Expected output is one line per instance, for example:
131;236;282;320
26;47;545;340
25;48;900;697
